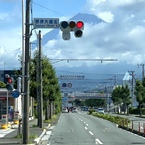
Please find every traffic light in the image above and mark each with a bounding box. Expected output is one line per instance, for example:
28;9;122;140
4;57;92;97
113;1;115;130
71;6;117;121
59;20;84;40
5;75;14;91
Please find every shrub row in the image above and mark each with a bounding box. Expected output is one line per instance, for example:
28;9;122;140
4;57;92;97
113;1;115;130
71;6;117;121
89;110;130;127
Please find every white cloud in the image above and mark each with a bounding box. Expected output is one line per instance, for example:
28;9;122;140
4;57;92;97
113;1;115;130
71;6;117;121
0;0;145;74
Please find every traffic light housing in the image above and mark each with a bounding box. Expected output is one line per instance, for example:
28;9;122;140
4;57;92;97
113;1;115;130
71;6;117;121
60;20;84;40
5;75;14;91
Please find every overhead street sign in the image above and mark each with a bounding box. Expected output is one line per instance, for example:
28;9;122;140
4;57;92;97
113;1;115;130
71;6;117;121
59;75;85;80
33;18;59;29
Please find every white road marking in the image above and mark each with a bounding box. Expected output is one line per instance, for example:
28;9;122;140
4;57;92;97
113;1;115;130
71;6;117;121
89;131;94;136
0;128;16;138
84;121;86;124
86;124;88;126
96;138;103;144
85;127;88;130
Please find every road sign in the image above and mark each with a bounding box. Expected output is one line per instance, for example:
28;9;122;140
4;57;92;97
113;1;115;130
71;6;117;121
12;89;20;98
62;83;67;88
68;83;72;88
33;18;59;29
59;75;85;80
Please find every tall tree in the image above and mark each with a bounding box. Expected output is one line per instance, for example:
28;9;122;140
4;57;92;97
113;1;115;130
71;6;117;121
121;85;131;115
29;52;61;120
134;79;145;116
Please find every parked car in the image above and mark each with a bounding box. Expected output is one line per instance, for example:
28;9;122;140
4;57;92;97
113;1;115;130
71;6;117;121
97;108;105;114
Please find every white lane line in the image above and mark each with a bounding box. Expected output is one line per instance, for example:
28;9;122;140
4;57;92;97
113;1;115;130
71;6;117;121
85;127;88;130
86;124;88;126
96;139;103;144
84;121;86;124
89;131;94;136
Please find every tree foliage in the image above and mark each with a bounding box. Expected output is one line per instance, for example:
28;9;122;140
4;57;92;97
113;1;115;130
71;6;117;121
29;51;62;115
85;99;106;108
134;79;145;116
112;85;131;114
0;81;6;88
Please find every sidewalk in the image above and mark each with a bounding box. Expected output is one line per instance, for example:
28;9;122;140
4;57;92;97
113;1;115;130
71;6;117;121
0;118;49;145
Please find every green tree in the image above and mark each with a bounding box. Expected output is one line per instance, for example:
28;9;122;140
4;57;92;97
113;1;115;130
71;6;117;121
121;85;131;115
29;51;61;120
134;79;145;116
85;99;106;108
112;86;122;105
0;81;6;88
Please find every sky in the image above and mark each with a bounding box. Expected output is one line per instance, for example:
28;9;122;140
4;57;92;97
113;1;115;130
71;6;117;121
0;0;145;84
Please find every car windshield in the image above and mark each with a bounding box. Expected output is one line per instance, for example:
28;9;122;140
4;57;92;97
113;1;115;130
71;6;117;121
2;1;145;145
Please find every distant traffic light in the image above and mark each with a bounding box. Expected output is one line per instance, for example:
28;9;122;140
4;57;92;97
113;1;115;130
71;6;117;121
5;74;14;91
59;20;84;40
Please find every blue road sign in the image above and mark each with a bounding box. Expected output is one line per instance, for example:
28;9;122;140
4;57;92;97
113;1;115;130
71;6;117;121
62;83;67;87
12;89;20;98
68;83;72;88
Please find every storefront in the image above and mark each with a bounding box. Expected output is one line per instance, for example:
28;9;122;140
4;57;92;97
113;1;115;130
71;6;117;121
0;88;14;120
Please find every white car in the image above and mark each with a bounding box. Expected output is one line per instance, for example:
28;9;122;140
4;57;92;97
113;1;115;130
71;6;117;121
97;108;105;114
62;108;68;113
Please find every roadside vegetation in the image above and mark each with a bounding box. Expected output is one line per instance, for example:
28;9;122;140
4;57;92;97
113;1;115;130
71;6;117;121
88;110;130;127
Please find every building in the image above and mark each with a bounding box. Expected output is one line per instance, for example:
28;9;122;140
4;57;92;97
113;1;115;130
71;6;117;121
0;70;22;119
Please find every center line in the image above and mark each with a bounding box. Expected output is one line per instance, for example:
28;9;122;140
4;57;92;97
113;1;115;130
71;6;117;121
96;138;103;144
85;127;88;130
89;131;94;136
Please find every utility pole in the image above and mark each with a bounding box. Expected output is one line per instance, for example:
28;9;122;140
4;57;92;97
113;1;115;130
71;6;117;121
22;0;31;144
36;33;40;127
114;75;117;88
138;64;145;81
38;30;43;128
128;71;135;107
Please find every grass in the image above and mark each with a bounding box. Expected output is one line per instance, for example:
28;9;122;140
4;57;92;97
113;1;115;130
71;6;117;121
44;114;57;123
14;132;37;139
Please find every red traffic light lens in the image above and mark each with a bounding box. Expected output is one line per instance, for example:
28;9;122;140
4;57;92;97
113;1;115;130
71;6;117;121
76;21;84;29
7;78;13;83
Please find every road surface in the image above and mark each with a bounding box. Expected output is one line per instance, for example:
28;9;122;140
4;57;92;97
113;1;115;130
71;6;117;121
40;111;145;145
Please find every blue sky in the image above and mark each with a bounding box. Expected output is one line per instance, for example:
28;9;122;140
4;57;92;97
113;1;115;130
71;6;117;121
0;0;145;83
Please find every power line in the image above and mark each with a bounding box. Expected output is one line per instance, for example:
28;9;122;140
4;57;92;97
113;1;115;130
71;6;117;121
32;1;65;17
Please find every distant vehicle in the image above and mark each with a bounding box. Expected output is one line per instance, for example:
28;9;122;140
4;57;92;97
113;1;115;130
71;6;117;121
72;107;78;113
97;108;105;114
62;108;68;113
82;106;89;111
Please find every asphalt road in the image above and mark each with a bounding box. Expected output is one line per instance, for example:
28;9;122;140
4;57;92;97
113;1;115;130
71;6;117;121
40;111;145;145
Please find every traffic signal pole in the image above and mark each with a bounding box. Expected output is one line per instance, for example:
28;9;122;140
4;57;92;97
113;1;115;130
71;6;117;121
22;0;31;144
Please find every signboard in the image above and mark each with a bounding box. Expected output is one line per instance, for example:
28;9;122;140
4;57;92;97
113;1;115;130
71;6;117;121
0;97;6;101
68;83;72;88
12;90;20;98
33;18;59;29
59;75;85;80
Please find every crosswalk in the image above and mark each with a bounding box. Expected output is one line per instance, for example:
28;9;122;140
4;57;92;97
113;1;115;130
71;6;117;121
0;128;16;138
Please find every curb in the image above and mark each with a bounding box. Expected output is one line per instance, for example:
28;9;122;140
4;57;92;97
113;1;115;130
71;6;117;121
33;124;51;144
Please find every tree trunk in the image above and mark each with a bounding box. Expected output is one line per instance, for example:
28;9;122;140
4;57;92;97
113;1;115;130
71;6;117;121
139;104;142;117
44;99;49;120
49;101;52;120
126;105;129;115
